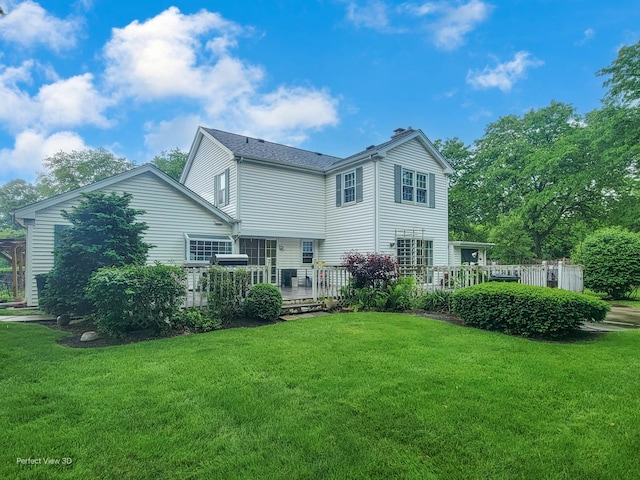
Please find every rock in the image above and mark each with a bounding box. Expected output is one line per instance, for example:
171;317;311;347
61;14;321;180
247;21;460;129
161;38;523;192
57;314;71;326
80;331;99;342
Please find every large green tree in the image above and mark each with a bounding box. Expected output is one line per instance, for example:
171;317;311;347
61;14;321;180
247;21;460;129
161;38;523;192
0;179;42;228
598;40;640;106
37;148;136;197
151;148;188;181
40;192;152;316
469;101;630;258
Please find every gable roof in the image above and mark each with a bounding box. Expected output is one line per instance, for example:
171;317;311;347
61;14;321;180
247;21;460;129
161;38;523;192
14;163;235;225
330;127;455;175
204;127;342;170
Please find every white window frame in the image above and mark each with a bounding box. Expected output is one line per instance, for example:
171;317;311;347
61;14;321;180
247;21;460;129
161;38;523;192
302;240;314;264
215;170;228;207
185;234;233;263
402;168;429;204
343;170;356;204
396;238;433;271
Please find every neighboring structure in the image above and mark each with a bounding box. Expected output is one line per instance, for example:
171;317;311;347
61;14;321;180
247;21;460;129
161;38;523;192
14;165;233;306
448;241;495;266
15;126;457;306
181;126;454;285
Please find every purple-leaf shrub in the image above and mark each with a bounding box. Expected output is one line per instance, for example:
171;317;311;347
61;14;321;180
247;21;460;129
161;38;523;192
342;251;398;288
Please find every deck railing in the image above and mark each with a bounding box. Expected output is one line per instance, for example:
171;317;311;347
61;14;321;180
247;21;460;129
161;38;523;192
184;263;584;305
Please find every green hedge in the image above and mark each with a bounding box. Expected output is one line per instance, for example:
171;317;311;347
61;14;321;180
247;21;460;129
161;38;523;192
87;264;185;337
451;283;610;338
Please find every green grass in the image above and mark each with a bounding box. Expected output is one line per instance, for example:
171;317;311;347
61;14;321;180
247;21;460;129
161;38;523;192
0;308;42;316
2;313;640;479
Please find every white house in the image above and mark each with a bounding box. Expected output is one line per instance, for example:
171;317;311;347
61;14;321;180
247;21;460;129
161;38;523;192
15;126;457;306
181;126;454;284
14;165;234;306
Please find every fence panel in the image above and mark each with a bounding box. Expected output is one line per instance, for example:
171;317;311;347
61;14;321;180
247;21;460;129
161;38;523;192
558;264;584;292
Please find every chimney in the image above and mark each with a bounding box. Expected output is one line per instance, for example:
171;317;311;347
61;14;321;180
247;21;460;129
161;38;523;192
392;126;414;138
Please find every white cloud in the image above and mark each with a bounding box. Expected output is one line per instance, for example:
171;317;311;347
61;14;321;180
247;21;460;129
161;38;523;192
346;1;390;30
103;6;260;103
0;62;112;132
0;0;81;51
143;115;203;154
0;130;89;178
466;51;543;92
575;28;595;46
37;74;113;128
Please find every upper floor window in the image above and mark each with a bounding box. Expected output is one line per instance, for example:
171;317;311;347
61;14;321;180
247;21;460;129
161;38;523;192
394;165;435;208
214;168;229;207
335;166;363;207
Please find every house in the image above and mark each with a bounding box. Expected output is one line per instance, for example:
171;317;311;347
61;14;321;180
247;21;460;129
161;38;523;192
14;165;234;306
15;126;455;306
181;126;454;284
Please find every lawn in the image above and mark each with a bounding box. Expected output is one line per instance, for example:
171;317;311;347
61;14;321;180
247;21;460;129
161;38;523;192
2;313;640;479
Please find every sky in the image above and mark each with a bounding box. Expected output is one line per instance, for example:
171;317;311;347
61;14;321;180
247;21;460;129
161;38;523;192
0;0;639;185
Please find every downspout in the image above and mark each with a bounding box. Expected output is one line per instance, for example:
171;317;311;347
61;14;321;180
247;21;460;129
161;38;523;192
373;156;379;253
234;156;243;252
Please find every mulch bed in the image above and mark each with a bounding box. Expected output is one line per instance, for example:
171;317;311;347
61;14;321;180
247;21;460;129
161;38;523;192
40;317;282;348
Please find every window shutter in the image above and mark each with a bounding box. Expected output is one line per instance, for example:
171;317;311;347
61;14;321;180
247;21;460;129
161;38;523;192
394;165;402;203
428;173;436;208
224;168;230;206
335;174;342;207
355;166;363;203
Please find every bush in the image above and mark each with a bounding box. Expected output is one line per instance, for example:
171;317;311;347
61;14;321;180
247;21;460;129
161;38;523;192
452;283;609;339
342;251;398;288
341;276;417;312
574;228;640;299
40;192;152;317
418;290;453;312
174;308;221;333
206;266;250;324
86;264;185;337
245;283;283;321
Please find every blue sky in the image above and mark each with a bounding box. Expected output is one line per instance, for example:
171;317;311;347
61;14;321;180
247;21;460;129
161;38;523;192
1;1;639;184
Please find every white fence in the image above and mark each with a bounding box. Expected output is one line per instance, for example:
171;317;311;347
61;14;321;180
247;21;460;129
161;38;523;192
184;263;584;305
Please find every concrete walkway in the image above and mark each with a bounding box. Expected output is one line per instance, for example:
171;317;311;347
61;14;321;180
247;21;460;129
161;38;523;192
0;314;54;322
581;305;640;332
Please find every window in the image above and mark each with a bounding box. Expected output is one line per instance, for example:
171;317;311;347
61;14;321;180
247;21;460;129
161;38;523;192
239;238;277;283
394;165;435;208
214;169;229;207
302;240;314;264
335;166;363;207
402;170;414;201
186;235;232;262
396;238;433;273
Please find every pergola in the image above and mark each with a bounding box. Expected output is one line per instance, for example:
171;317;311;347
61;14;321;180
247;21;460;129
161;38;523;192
0;237;26;300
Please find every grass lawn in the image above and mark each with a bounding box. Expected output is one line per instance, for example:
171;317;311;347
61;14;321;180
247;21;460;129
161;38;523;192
0;308;42;316
2;313;640;479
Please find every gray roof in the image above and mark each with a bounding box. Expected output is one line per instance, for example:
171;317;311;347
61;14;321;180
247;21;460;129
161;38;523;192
203;128;343;170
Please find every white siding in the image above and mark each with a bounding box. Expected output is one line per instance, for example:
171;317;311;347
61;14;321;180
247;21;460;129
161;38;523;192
321;163;375;264
276;237;315;285
183;136;237;218
240;163;325;238
27;171;231;306
378;138;450;265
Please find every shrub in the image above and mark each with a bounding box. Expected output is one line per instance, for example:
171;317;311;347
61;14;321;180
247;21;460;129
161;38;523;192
418;289;453;312
342;251;398;288
452;283;609;339
206;266;250;324
245;283;283;321
40;192;152;317
574;228;640;299
174;308;221;333
342;276;416;312
86;264;185;337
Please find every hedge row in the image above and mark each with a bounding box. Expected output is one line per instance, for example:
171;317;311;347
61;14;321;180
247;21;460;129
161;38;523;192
451;283;610;338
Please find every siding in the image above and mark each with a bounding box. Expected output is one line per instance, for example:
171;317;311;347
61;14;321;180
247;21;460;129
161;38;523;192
27;171;231;305
378;138;450;265
240;163;325;238
321;162;375;264
183;136;237;218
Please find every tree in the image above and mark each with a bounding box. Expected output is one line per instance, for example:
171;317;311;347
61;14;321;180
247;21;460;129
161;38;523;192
37;148;136;197
574;228;640;299
151;148;188;181
40;192;152;316
468;101;630;258
597;40;640;106
0;179;42;228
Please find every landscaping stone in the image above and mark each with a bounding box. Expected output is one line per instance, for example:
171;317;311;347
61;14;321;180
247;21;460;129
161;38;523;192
57;314;71;326
80;331;99;342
